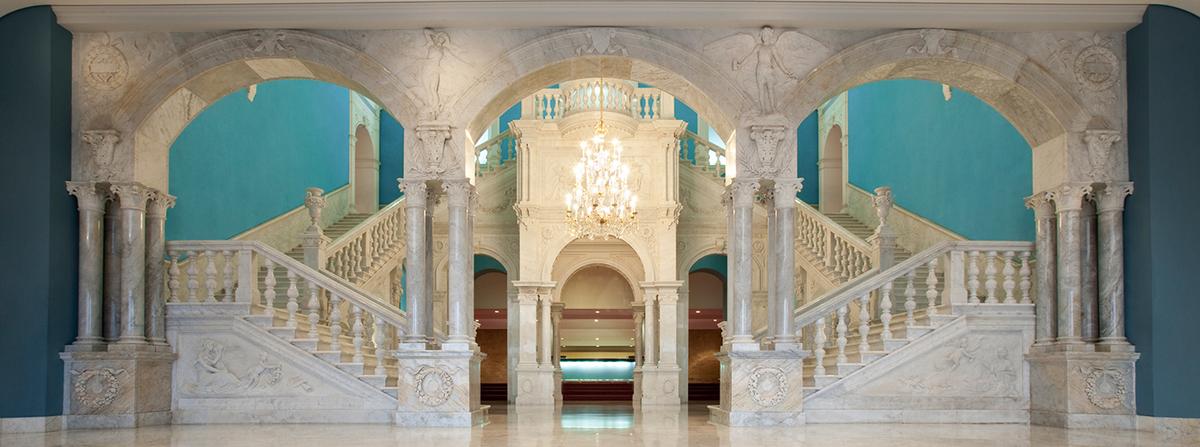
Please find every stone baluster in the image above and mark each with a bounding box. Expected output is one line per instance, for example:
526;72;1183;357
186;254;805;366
65;182;108;349
1051;183;1093;348
443;179;475;351
983;251;998;303
399;180;429;345
203;250;218;303
904;269;917;328
879;279;894;341
352;304;365;364
1095;182;1134;351
329;294;343;354
111;183;154;344
835;305;849;364
167;254;181;304
727;178;759;349
301;187;328;270
858;293;871;353
235;249;256;304
285;269;299;328
222;250;235;303
813;317;827;376
307;278;321;340
1002;251;1017;304
187;251;200;304
263;258;277;316
926;257;940;316
373;318;387;375
1026;192;1057;346
1019;251;1032;304
967;250;981;304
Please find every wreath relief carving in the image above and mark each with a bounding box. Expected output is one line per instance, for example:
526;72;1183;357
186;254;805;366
414;366;455;406
748;366;788;408
71;368;125;410
1080;366;1128;410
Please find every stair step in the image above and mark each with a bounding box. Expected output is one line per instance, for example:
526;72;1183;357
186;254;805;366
836;362;864;376
337;362;365;376
290;338;319;352
812;375;840;387
382;387;400;398
268;326;297;340
883;339;909;351
358;374;388;388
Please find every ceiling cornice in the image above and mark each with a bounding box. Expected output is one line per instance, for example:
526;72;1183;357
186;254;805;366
7;0;1174;32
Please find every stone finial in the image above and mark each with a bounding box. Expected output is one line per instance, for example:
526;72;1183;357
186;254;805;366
1094;181;1134;213
303;187;325;233
772;179;804;208
82;130;121;181
65;181;108;212
872;186;895;233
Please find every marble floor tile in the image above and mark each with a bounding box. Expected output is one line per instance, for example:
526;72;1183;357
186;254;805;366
1;403;1191;447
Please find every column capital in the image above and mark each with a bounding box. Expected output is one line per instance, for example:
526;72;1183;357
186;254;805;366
727;178;760;207
442;178;475;208
1046;183;1094;213
772;179;804;208
65;181;109;212
109;182;154;211
399;180;428;208
1024;190;1056;219
1094;181;1134;213
146;190;177;218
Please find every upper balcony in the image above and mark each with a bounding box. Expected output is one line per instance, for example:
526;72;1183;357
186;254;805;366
520;79;674;122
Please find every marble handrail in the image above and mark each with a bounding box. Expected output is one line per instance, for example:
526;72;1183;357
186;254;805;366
325;196;405;284
791;240;1033;369
523;79;673;121
796;198;873;281
677;130;727;178
475;129;517;177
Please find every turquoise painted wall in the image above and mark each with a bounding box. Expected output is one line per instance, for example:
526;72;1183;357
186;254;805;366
378;110;405;204
796;111;820;204
0;6;75;418
847;79;1034;241
167;80;350;241
561;360;635;381
475;254;507;275
1126;5;1200;418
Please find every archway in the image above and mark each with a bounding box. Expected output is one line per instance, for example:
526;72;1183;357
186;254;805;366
685;253;727;403
819;124;845;213
352;124;379;213
557;265;638;402
473;254;510;403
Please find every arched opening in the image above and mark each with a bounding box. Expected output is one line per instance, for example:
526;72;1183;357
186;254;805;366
819;124;845;213
558;265;637;402
685;253;727;403
473;254;510;403
352;123;378;213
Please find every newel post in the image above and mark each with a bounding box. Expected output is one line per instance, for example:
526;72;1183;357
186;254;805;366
869;186;898;270
301;187;330;269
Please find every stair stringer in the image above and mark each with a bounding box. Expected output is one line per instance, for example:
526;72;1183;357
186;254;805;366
167;303;396;424
803;304;1035;424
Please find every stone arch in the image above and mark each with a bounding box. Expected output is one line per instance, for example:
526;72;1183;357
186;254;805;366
541;235;656;284
819;123;845;213
452;28;751;142
105;29;421;191
781;29;1089;190
353;124;378;213
553;259;644;305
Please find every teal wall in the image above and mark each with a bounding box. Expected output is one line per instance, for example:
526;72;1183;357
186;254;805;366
1126;5;1200;418
0;6;75;418
378;110;405;204
561;360;635;381
167;80;350;241
847;79;1034;241
796;111;820;204
474;254;507;275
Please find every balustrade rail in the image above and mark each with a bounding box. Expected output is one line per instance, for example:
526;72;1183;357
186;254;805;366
325;198;405;284
796;199;873;281
792;241;1034;374
524;79;672;121
475;129;518;177
677;130;727;178
165;240;409;376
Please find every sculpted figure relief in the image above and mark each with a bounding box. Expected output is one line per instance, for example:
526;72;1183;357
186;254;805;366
708;26;827;113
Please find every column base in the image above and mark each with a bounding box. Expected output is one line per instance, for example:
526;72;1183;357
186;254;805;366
709;349;806;426
59;346;175;430
393;349;487;427
1027;349;1139;429
637;366;681;406
512;365;556;406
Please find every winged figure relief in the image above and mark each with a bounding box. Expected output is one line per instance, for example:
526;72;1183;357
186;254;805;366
706;26;831;114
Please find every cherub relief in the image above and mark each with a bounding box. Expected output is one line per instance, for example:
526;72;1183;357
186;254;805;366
708;26;829;114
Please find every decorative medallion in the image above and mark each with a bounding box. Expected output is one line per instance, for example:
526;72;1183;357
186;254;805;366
71;368;125;409
1073;44;1120;92
748;366;788;408
414;366;454;406
1081;366;1127;410
85;36;128;91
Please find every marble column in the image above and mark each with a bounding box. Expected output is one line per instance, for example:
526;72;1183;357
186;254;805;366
399;180;429;345
443;179;474;350
643;291;658;365
1027;192;1058;347
538;290;553;366
765;190;777;344
773;179;804;348
424;187;436;341
1095;182;1135;351
657;286;681;367
727;178;759;349
144;190;175;346
66;182;108;349
102;197;121;342
551;302;564;403
1080;198;1100;343
633;307;645;367
111;183;153;345
1051;183;1092;349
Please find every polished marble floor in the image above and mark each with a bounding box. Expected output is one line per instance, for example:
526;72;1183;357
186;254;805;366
2;404;1192;447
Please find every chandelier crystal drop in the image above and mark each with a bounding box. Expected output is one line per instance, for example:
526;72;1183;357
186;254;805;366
565;109;638;240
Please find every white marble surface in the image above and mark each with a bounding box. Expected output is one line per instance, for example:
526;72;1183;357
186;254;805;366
2;404;1191;446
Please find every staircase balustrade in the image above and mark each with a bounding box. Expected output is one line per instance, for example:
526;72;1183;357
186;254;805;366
475;129;517;177
792;241;1033;384
796;199;874;281
324;198;405;284
677;130;727;178
523;80;673;122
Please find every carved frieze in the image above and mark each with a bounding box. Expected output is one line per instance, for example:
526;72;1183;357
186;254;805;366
182;339;313;396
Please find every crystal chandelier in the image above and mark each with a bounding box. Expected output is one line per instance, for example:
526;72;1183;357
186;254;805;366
564;79;638;240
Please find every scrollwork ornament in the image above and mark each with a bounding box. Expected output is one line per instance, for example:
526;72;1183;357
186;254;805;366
71;368;125;409
413;366;454;406
748;366;788;408
85;35;128;91
1074;43;1120;93
1081;366;1127;410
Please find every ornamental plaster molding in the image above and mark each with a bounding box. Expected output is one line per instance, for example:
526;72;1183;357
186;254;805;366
412;366;455;407
906;29;959;58
81;129;122;181
70;368;125;409
1080;366;1128;410
84;34;129;91
412;122;460;179
1083;126;1123;181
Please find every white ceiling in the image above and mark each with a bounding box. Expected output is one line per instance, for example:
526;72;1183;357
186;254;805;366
5;0;1196;32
